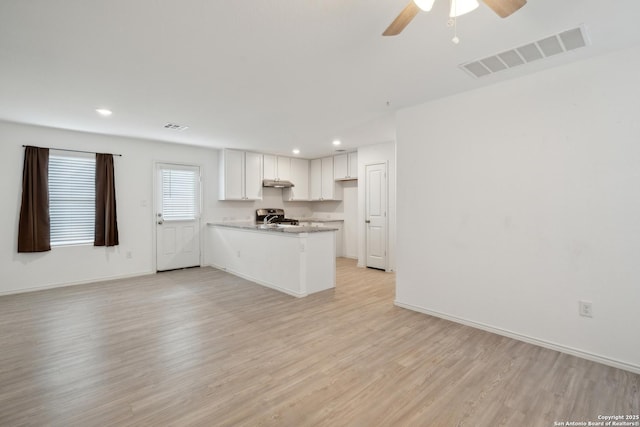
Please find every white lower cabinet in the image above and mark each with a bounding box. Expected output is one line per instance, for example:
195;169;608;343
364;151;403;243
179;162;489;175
208;225;336;297
323;221;343;257
298;221;343;257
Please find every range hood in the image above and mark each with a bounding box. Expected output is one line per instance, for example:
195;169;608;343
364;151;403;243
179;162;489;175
262;179;294;188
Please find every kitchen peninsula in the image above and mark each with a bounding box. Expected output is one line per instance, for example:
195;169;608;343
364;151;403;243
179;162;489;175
207;223;337;297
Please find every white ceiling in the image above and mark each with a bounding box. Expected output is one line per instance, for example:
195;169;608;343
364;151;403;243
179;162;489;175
1;0;640;158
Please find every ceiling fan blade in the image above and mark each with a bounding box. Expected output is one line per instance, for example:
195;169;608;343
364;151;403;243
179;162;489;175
482;0;527;18
383;1;420;36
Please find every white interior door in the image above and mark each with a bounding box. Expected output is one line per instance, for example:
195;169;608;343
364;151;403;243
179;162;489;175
156;164;201;271
365;163;387;270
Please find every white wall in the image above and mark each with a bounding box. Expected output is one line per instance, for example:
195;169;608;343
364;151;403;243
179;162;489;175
0;121;215;294
358;142;396;271
0;121;313;294
395;46;640;372
210;186;312;223
308;200;344;219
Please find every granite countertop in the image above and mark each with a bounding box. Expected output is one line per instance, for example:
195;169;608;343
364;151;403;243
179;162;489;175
207;222;338;234
294;218;344;223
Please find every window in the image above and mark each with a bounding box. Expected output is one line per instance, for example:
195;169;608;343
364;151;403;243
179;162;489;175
48;153;95;246
161;167;199;221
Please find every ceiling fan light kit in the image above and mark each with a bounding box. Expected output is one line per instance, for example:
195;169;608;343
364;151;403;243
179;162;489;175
446;0;479;44
383;0;527;37
414;0;436;12
449;0;479;18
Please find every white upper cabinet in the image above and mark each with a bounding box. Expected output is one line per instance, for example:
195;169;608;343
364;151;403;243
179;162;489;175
263;154;277;180
283;158;309;201
334;151;358;180
321;157;334;199
263;154;291;182
220;149;244;200
219;149;263;201
310;158;322;200
277;156;291;181
244;152;263;200
310;156;342;201
348;151;358;179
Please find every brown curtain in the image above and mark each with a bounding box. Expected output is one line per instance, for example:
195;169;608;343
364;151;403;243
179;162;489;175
18;146;51;252
95;153;119;246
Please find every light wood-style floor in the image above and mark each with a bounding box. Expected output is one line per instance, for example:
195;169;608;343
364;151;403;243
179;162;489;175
1;259;638;426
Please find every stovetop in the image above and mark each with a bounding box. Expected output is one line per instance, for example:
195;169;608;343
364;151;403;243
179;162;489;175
255;208;299;225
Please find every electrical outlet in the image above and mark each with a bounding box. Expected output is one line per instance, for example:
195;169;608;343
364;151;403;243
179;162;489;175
579;300;593;318
236;250;241;258
126;251;132;259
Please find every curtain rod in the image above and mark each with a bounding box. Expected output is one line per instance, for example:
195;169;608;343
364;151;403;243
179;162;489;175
22;145;122;157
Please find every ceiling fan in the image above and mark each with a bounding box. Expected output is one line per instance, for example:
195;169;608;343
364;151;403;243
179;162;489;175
382;0;527;36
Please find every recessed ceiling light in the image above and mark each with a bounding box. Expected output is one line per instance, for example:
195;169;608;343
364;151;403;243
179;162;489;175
96;108;112;116
292;149;300;155
332;139;341;146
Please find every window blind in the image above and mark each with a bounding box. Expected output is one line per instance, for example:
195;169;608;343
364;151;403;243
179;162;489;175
49;154;95;245
161;168;198;221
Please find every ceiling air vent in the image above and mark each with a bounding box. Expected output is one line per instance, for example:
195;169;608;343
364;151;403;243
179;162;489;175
164;123;189;131
460;25;589;79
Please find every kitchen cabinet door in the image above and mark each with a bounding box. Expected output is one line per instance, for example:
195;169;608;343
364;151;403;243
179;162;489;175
219;149;244;200
321;157;335;200
334;152;357;180
284;158;309;201
244;151;263;200
333;153;348;180
264;155;291;182
263;154;277;180
309;157;342;201
310;158;322;200
277;156;291;181
219;149;263;201
348;152;358;179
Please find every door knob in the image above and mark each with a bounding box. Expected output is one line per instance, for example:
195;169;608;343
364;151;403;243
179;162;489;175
157;220;164;225
365;220;371;223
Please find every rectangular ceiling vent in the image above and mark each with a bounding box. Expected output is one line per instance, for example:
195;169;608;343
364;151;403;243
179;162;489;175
164;123;189;131
460;25;589;79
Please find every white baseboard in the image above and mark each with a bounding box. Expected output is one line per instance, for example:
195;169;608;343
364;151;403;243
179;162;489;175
394;300;640;375
208;263;306;298
0;270;156;297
